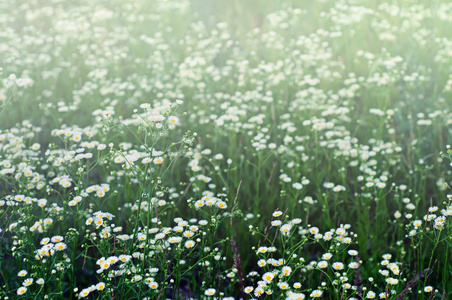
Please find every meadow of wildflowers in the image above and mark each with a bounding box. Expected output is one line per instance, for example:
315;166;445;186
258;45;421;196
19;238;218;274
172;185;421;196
1;0;452;299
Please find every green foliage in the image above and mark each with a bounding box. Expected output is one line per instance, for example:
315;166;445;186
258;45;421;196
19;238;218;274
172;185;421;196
1;0;452;299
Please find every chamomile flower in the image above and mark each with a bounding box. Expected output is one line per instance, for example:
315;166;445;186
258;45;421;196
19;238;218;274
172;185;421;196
278;282;290;290
22;278;33;286
54;242;68;251
149;282;159;289
168;116;179;124
168;236;182;244
40;237;50;245
257;259;266;267
204;288;216;296
366;291;376;299
184;240;196;248
37;199;47;207
194;200;204;208
348;262;360;269
183;230;194;238
286;292;306;300
309;227;319;234
96;282;106;291
216;201;227;209
281;266;292;276
310;290;323;297
17;287;27;295
51;235;64;243
262;272;274;282
100;261;111;270
107;256;119;264
382;254;392;260
332;262;344;270
271;220;282;226
322;253;333;260
153;157;164;164
93;217;103;227
385;277;398;285
79;288;90;298
205;197;217;206
254;287;264;297
272;210;283;217
199;220;208;226
413;220;422;227
118;254;131;263
257;246;268;254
